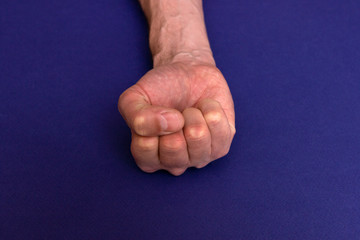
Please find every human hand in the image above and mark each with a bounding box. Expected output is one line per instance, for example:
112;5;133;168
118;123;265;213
118;62;235;175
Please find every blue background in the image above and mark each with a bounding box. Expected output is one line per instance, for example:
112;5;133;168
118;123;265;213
1;0;360;239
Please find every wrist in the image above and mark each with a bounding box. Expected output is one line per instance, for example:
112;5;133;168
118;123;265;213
140;0;215;67
153;48;215;67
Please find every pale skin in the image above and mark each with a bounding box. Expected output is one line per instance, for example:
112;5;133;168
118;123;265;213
118;0;236;176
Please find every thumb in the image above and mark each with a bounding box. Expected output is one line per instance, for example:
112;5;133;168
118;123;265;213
118;87;184;136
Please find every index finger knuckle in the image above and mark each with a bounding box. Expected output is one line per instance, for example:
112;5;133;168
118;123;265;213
134;136;158;152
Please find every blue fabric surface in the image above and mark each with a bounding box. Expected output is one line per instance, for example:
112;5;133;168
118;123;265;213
1;0;360;239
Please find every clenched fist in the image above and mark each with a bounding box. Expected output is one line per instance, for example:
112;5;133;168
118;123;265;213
118;62;235;175
119;0;236;175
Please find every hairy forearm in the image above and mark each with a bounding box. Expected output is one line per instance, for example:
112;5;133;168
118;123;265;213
139;0;215;67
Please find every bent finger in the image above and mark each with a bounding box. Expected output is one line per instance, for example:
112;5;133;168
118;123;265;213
131;131;160;173
159;131;189;176
183;107;211;168
197;98;232;160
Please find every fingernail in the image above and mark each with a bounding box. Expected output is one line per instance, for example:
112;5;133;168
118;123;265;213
161;111;181;131
160;112;169;131
160;111;183;133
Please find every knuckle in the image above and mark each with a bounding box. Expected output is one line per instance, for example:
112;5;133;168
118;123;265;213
133;115;146;135
134;137;158;152
223;147;230;157
169;168;187;176
204;111;223;126
192;155;211;169
138;164;158;173
212;146;230;160
118;88;137;114
117;91;128;112
161;137;185;152
195;162;209;169
184;124;208;142
134;157;160;173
